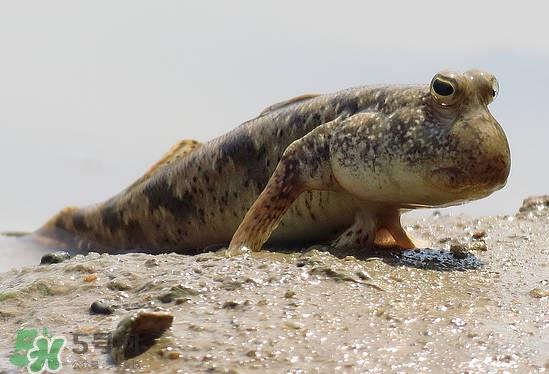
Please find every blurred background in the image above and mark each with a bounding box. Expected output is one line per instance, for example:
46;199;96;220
1;1;548;232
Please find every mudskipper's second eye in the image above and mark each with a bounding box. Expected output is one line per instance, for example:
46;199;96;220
432;78;455;96
491;79;499;99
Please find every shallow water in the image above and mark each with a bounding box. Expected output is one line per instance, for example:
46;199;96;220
0;206;548;373
0;234;53;274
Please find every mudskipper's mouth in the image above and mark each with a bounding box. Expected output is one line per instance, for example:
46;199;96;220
430;164;507;202
430;166;471;192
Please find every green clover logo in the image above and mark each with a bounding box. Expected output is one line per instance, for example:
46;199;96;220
9;328;66;373
27;334;66;373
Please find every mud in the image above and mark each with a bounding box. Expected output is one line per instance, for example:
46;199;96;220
0;198;548;373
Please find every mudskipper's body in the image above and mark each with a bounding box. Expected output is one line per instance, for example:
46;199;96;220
35;70;511;254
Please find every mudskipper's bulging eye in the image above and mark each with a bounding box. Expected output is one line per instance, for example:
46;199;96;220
430;72;461;106
432;78;455;96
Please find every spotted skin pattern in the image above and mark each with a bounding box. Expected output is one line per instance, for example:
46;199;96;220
35;70;510;255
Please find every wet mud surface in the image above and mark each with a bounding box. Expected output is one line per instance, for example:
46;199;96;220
0;198;548;373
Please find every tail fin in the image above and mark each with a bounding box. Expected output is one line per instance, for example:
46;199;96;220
34;206;102;252
34;139;202;252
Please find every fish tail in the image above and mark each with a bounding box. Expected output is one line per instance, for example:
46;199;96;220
34;205;103;251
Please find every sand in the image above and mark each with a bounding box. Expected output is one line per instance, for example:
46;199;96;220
0;197;547;373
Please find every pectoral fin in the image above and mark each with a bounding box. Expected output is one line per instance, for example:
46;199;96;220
228;119;341;255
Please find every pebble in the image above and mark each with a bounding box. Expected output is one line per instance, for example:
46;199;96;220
40;251;71;265
111;310;174;363
83;273;97;282
528;288;549;299
222;300;250;309
472;230;487;239
284;290;296;298
90;300;115;315
107;279;133;291
519;195;549;213
158;347;182;360
450;240;487;257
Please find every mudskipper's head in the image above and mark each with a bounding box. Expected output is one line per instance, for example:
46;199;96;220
425;69;511;205
329;69;511;208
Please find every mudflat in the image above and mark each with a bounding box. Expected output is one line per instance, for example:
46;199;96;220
0;197;547;373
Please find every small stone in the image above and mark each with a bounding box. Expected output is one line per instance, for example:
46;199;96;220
468;241;487;252
472;230;487;239
450;240;487;255
519;195;549;213
40;251;70;265
83;273;98;282
222;301;242;309
111;310;174;363
90;300;114;315
107;280;133;291
158;293;175;303
158;347;182;360
529;288;549;299
246;350;258;358
222;300;250;309
284;290;296;298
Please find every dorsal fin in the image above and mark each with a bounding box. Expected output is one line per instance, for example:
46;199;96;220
126;139;202;193
259;94;320;117
141;139;202;180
